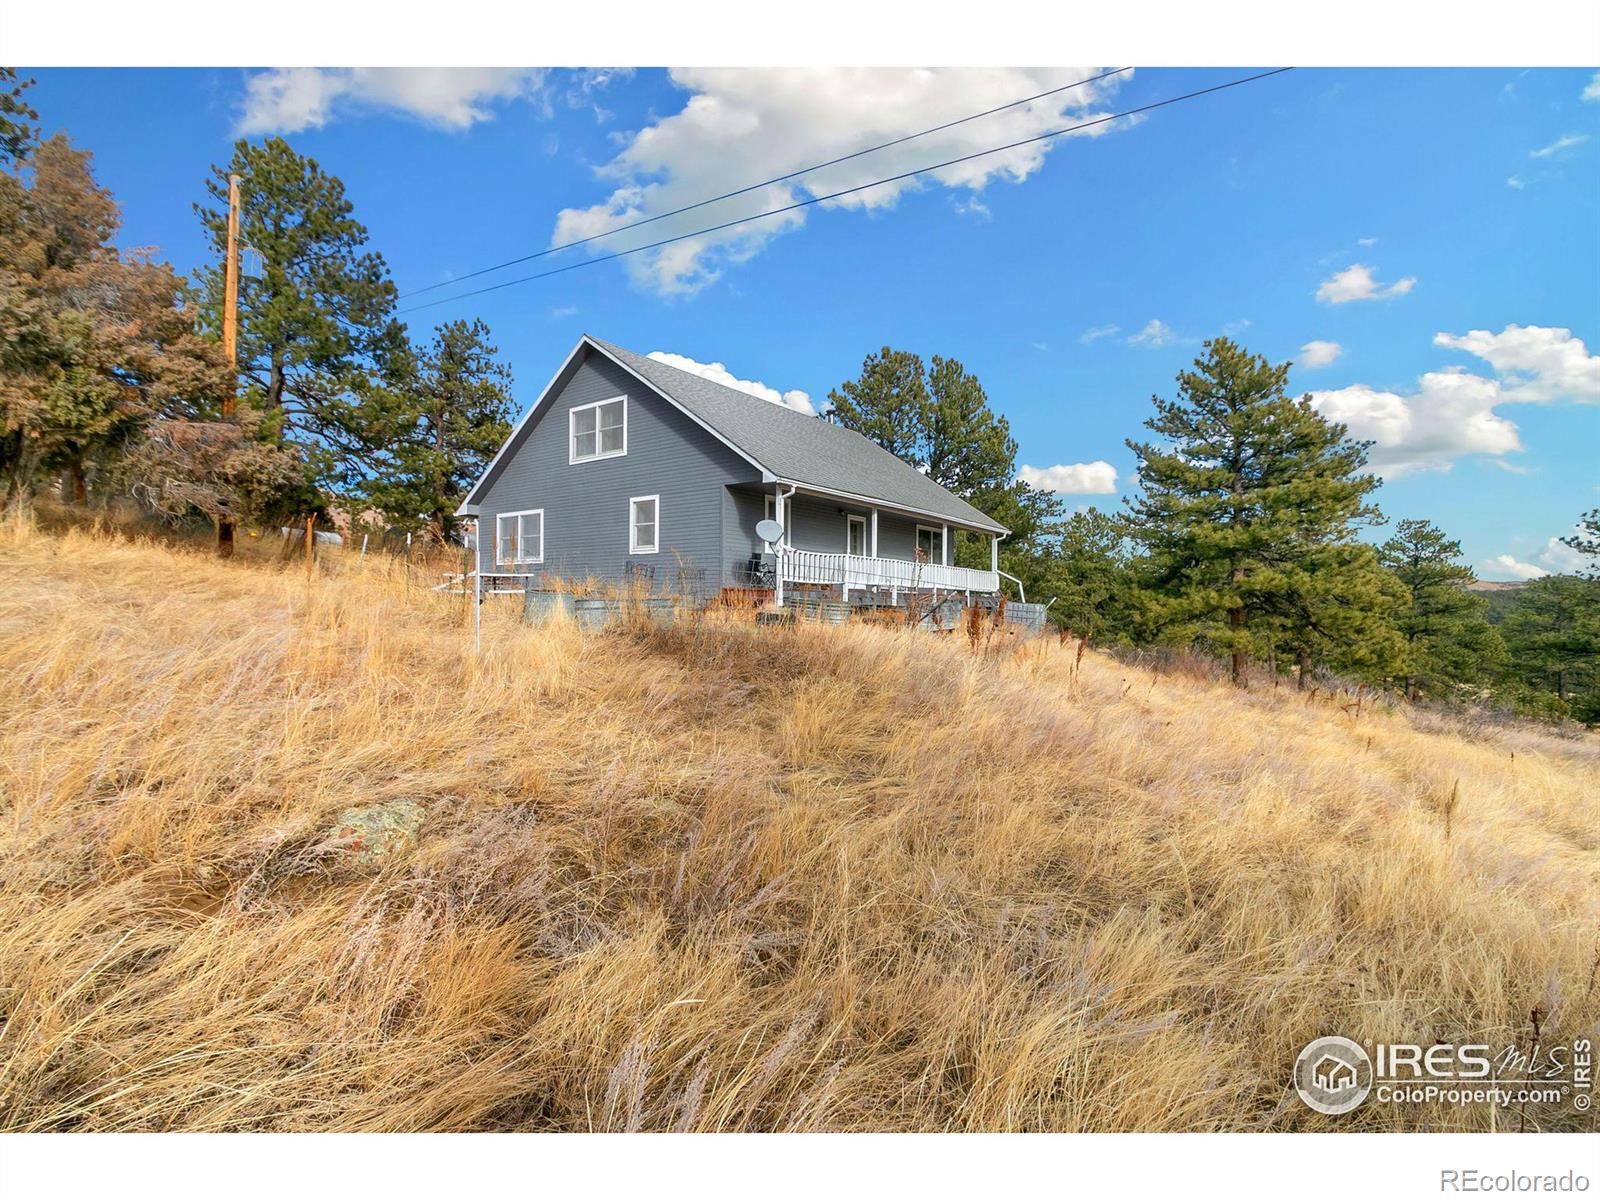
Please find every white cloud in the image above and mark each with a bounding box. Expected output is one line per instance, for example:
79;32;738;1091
552;67;1131;294
1079;324;1120;344
1299;340;1343;369
1538;535;1588;574
1484;554;1547;581
1308;324;1599;477
1016;461;1119;494
1585;72;1600;102
1222;318;1253;337
1507;175;1527;190
238;68;547;134
1356;236;1378;247
1030;341;1049;352
549;305;579;319
1311;370;1520;477
1483;525;1595;580
951;196;992;221
646;350;815;415
1315;263;1416;304
1530;133;1589;159
1433;324;1600;402
1127;319;1175;347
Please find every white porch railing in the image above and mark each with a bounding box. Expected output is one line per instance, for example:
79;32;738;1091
780;547;999;595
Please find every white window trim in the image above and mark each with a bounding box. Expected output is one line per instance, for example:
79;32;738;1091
846;513;867;557
629;494;660;555
569;395;628;464
915;524;943;563
496;508;544;567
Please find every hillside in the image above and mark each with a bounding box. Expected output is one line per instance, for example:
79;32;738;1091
1;528;1597;1132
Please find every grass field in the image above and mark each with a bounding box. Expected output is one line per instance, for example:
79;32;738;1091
1;526;1596;1131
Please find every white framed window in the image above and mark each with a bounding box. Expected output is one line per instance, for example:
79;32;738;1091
629;494;659;555
764;493;776;523
846;514;867;557
570;396;627;463
496;509;543;566
916;524;943;564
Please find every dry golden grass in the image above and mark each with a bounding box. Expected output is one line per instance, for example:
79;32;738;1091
1;526;1597;1132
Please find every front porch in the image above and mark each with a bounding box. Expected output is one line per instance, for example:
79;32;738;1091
779;546;1000;600
748;481;1008;604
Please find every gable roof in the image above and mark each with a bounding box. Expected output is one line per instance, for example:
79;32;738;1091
459;335;1008;535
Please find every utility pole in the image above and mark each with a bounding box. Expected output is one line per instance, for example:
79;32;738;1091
218;171;242;558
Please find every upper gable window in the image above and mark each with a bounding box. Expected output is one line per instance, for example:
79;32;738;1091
570;396;627;463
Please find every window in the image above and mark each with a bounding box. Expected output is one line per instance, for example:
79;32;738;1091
496;509;543;566
570;396;627;463
764;493;776;523
916;525;943;564
630;495;659;554
846;514;867;557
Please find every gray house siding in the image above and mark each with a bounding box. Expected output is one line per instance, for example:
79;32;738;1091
784;492;938;563
722;486;767;585
475;351;759;591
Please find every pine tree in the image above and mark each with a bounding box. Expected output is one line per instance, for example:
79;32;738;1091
1126;337;1385;686
1499;575;1600;723
1560;508;1600;579
1378;518;1504;700
826;345;1063;585
1033;506;1136;642
1276;542;1407;689
357;318;514;540
825;347;927;462
194;138;405;496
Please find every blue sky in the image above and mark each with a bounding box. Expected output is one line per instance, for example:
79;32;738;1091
20;66;1600;577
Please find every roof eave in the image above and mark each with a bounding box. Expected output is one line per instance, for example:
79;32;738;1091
777;478;1009;536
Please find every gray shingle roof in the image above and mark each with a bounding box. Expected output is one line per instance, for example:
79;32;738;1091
590;337;1008;534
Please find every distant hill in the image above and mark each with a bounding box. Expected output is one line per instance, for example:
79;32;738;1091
1464;579;1531;592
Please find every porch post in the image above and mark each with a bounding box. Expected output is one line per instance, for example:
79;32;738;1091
869;508;878;557
773;485;785;607
991;533;999;573
941;524;949;566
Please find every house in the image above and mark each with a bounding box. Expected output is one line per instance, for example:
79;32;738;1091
457;335;1011;604
1311;1055;1358;1093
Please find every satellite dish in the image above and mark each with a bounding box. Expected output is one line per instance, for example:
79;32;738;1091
755;518;785;544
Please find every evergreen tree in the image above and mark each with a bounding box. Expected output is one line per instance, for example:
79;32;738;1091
1126;337;1385;686
923;356;1017;498
1559;508;1600;579
357;318;514;540
1499;575;1600;724
826;346;1063;589
194;138;406;495
0;68;37;167
1378;518;1505;700
1;134;225;517
1033;506;1137;642
1276;542;1407;688
825;347;927;462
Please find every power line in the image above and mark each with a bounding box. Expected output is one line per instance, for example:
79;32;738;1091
400;68;1293;317
399;67;1133;300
